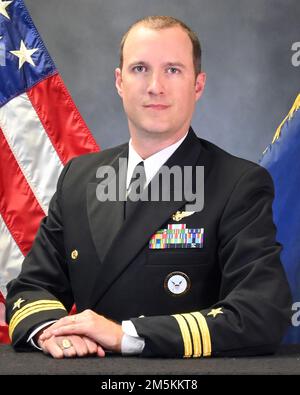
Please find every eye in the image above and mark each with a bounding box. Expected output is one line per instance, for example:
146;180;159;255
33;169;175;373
132;65;147;73
167;67;180;74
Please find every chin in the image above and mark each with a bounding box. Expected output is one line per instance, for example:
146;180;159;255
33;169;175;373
142;124;172;136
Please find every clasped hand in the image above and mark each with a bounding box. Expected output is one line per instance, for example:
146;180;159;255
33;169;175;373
37;309;124;359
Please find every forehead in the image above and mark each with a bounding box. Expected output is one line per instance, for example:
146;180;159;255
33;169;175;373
122;25;193;64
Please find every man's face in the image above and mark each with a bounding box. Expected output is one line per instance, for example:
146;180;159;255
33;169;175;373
115;25;206;140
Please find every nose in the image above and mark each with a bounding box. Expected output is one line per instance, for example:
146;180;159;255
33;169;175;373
147;72;165;95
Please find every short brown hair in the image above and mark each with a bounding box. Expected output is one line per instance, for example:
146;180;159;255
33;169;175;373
119;16;202;76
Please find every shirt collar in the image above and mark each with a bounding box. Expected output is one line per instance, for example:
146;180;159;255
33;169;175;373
127;132;188;189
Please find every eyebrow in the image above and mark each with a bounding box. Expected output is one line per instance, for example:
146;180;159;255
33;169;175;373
164;62;186;69
127;61;148;68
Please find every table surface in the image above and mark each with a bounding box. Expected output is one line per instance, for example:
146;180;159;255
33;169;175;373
1;344;300;375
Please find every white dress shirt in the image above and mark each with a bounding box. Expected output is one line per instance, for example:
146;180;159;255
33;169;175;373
126;133;188;189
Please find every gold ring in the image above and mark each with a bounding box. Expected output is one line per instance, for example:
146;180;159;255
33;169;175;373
61;338;72;350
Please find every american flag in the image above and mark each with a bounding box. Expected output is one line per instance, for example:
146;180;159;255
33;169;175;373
0;0;100;342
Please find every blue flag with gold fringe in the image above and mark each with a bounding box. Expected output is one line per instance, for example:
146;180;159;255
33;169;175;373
260;94;300;343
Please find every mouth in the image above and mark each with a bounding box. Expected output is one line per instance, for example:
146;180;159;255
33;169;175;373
143;104;170;110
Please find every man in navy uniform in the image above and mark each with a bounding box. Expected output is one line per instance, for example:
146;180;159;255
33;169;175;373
6;16;291;358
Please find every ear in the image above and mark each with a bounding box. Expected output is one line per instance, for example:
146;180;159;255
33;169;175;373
115;68;123;97
195;72;206;102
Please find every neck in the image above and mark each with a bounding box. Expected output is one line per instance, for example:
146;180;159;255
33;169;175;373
129;129;189;159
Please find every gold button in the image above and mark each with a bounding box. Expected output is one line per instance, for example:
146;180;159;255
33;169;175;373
71;250;78;260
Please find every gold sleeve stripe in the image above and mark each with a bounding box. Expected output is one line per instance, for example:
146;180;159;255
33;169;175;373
182;313;202;358
9;300;66;339
191;312;212;357
10;300;65;326
172;314;193;358
9;302;66;339
10;303;65;332
9;304;66;339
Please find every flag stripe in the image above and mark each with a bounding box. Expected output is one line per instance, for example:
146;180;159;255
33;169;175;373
27;73;99;165
0;91;63;212
0;214;24;297
0;127;45;256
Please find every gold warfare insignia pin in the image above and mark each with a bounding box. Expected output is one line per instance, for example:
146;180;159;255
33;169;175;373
207;307;224;318
71;250;79;260
164;271;191;296
13;298;25;310
172;211;195;222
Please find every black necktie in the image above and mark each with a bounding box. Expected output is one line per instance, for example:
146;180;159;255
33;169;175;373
125;161;146;219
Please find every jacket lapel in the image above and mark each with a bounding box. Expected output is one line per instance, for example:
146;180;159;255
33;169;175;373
89;129;213;308
86;145;128;264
